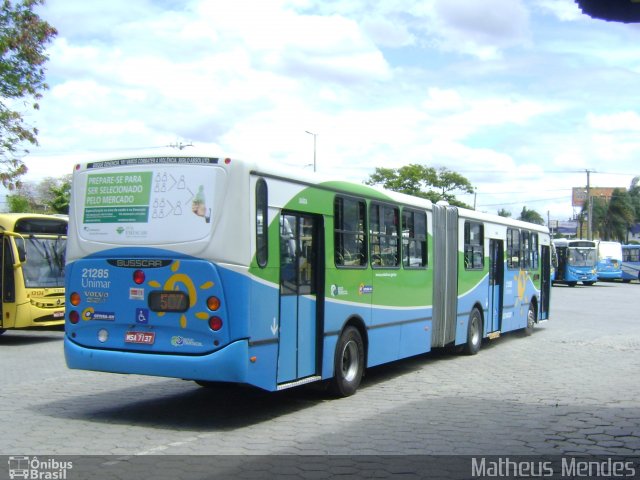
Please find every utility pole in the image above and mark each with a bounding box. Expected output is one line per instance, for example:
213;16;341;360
586;169;592;240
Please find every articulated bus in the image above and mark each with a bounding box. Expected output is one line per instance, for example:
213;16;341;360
0;213;67;335
595;241;623;281
622;245;640;283
64;154;551;396
552;239;597;287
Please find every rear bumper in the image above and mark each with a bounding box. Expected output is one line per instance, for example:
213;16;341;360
64;336;249;383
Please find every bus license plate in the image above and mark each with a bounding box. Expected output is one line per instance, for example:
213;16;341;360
125;331;155;345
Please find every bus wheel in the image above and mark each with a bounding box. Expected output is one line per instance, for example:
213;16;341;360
583;281;595;286
0;329;5;335
568;282;577;287
463;308;482;355
330;326;364;397
524;304;536;336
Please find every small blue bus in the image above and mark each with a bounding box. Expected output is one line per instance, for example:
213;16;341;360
596;241;623;281
552;239;597;287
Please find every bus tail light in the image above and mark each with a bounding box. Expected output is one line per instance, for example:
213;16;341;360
207;296;221;311
133;270;145;284
70;292;81;306
69;310;80;324
209;316;223;331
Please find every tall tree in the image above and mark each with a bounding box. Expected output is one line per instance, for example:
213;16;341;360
518;206;545;225
0;0;57;189
629;176;640;225
46;174;70;213
584;188;636;241
497;208;512;218
3;174;69;213
365;164;474;208
599;189;634;242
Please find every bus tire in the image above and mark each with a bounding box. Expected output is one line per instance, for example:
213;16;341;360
524;303;536;336
330;326;364;397
0;329;5;335
463;307;482;355
568;282;577;287
583;281;595;286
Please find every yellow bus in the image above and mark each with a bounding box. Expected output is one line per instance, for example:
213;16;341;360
0;213;67;334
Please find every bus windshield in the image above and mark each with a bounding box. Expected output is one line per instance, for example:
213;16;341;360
598;242;622;260
568;247;596;267
23;236;66;288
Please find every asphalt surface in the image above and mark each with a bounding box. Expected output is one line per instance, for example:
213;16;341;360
1;281;639;478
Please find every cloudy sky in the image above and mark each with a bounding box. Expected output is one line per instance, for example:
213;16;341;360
20;0;640;221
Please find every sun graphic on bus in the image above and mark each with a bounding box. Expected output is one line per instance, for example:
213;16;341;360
148;260;214;328
514;269;530;316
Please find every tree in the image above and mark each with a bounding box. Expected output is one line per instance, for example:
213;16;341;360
518;206;545;225
0;0;57;189
629;176;640;225
581;188;636;241
497;208;511;218
595;189;634;242
3;174;69;213
365;164;474;208
6;191;30;211
46;174;70;213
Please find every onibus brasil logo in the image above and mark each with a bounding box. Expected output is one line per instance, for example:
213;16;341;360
7;456;73;479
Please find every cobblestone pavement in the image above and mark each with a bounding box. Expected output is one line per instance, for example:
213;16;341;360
1;282;639;476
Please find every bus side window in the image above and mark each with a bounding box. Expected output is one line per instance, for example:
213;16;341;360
464;221;484;270
3;237;15;303
522;231;531;269
334;196;367;267
255;178;268;268
531;233;539;269
507;228;520;269
370;203;400;268
402;209;427;268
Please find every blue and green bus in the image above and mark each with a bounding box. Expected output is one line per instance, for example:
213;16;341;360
64;154;552;396
551;239;597;287
622;244;640;283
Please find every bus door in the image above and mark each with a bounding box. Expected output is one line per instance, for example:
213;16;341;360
540;245;551;319
277;212;323;384
488;239;504;333
556;247;567;281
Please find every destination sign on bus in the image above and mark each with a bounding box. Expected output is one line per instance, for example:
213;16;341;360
148;291;189;312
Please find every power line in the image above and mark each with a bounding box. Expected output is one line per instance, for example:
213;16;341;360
461;188;572;197
478;196;570;207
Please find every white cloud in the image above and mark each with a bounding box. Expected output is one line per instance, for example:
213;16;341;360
534;0;586;22
587;111;640;132
19;0;640;223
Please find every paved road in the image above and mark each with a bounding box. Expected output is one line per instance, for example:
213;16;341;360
1;282;639;476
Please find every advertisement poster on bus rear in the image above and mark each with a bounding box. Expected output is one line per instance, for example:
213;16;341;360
79;162;223;244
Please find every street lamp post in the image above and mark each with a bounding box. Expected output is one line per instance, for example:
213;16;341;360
305;131;317;172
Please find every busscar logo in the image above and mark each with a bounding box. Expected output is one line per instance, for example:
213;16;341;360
8;456;73;479
107;259;171;268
